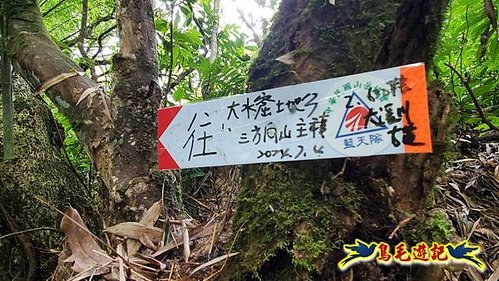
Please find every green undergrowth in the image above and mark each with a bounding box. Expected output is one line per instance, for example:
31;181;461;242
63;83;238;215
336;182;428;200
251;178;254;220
416;209;453;243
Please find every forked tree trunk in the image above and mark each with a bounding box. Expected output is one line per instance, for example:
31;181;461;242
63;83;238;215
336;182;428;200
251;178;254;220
220;0;451;280
3;0;165;223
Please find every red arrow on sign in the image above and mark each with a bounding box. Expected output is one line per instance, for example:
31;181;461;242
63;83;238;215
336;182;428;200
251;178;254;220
157;106;182;170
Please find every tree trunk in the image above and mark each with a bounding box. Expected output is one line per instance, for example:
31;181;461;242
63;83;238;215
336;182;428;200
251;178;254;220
4;0;113;188
0;76;101;280
3;0;166;223
220;0;451;280
110;0;164;222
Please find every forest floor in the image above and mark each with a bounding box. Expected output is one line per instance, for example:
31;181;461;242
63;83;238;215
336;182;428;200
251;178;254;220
53;135;499;281
436;135;499;281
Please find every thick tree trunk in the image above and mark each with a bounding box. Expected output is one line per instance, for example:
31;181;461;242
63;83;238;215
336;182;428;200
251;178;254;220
4;0;113;188
221;0;450;280
0;76;101;280
3;0;165;223
110;0;163;221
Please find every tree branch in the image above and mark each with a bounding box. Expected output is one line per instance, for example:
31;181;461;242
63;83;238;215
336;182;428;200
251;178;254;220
0;227;61;241
77;0;98;80
42;0;67;17
0;202;37;281
163;68;195;102
91;24;116;60
208;0;220;64
187;1;208;40
111;0;162;219
236;8;262;46
64;12;115;47
445;62;498;131
6;0;113;187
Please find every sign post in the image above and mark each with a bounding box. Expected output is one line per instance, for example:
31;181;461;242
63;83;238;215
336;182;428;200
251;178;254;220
158;63;432;170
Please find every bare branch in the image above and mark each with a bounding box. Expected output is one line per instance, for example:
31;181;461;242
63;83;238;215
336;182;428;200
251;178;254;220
91;24;117;60
77;0;98;80
0;227;61;241
236;9;262;46
445;63;499;131
208;0;221;64
187;1;207;40
163;68;195;98
43;0;68;17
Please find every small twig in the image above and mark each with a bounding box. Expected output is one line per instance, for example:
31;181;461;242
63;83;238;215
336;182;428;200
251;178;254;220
208;224;217;257
0;202;38;281
186;195;212;212
91;24;117;60
167;263;175;281
388;214;416;240
43;0;68;17
203;222;245;281
236;9;262;46
163;68;194;98
187;1;207;40
181;219;191;262
50;113;91;196
332;159;348;179
64;12;115;47
445;63;499;132
0;227;60;241
484;105;499;112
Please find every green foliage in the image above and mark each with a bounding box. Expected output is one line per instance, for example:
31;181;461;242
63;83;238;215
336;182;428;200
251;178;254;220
45;97;91;175
415;210;452;243
434;0;499;132
37;0;259;172
41;0;116;50
156;0;257;103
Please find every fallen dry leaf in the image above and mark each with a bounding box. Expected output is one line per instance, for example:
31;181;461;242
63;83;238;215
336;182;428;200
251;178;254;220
275;51;297;65
105;222;163;248
127;201;163;256
61;207;113;275
190;252;239;275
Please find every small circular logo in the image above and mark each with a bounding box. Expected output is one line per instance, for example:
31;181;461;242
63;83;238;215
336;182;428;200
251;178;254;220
345;106;369;132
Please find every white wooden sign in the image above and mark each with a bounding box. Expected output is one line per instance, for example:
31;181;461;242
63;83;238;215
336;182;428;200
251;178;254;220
158;63;432;170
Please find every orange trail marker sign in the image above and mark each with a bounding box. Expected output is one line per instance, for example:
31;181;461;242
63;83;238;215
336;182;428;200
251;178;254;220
158;63;432;170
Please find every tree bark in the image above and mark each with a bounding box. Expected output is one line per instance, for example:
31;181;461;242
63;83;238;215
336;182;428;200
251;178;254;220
3;0;165;223
110;0;163;221
221;0;450;280
4;0;113;187
0;76;101;280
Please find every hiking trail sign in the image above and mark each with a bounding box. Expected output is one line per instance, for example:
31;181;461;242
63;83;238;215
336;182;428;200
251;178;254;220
158;63;432;170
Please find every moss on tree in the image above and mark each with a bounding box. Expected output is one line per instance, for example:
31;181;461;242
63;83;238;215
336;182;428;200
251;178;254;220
0;76;102;280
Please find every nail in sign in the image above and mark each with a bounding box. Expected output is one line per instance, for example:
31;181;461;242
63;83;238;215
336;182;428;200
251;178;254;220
158;63;432;170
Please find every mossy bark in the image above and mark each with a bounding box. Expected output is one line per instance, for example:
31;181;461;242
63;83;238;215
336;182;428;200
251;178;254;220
0;76;101;280
3;0;113;188
2;0;168;224
221;0;450;280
